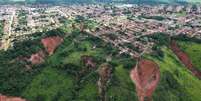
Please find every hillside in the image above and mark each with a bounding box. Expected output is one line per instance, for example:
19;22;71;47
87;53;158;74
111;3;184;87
0;24;201;101
145;47;201;101
177;41;201;72
0;28;139;100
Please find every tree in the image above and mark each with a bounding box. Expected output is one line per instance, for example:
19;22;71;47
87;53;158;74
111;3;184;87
74;15;85;32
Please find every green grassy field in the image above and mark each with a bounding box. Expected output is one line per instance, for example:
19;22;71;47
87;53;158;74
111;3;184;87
177;41;201;71
145;47;201;101
22;67;76;101
106;65;137;101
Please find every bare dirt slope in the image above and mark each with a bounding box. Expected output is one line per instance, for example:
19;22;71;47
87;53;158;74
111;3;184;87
130;59;160;101
0;95;26;101
41;36;63;55
27;36;63;65
28;50;46;65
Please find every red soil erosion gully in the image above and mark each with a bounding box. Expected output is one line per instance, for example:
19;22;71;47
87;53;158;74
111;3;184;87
130;59;160;101
170;40;201;79
28;36;63;65
129;40;201;101
0;95;26;101
41;36;63;55
0;36;64;101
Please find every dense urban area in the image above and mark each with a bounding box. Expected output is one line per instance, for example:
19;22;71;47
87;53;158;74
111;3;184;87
0;1;201;101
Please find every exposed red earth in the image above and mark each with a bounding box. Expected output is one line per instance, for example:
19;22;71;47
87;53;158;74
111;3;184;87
41;36;63;55
170;41;201;79
28;50;46;65
81;55;96;68
26;36;63;65
0;95;26;101
130;59;160;101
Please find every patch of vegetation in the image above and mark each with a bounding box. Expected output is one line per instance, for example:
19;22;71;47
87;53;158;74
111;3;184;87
18;10;28;25
148;32;170;46
106;65;137;101
173;34;201;43
0;34;45;96
124;43;140;52
174;11;187;17
145;32;170;58
0;28;136;100
45;32;136;100
0;28;70;96
138;15;165;21
177;40;201;71
0;20;4;37
145;47;201;101
22;67;76;101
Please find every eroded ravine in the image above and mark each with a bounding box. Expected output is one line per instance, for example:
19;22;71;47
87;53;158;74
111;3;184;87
97;63;112;101
41;36;63;55
0;95;26;101
130;59;160;101
170;40;201;79
27;36;63;65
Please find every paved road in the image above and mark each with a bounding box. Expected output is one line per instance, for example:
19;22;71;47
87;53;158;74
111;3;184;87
1;10;16;50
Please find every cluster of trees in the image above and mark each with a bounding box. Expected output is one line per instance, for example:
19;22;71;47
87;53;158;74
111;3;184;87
72;15;99;32
172;34;201;44
18;10;28;26
0;20;3;38
0;28;68;96
153;70;192;101
145;32;170;58
139;15;165;21
0;38;44;96
148;32;170;46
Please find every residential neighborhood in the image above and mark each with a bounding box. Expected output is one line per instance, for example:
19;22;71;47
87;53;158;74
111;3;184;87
1;4;201;56
1;1;201;101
